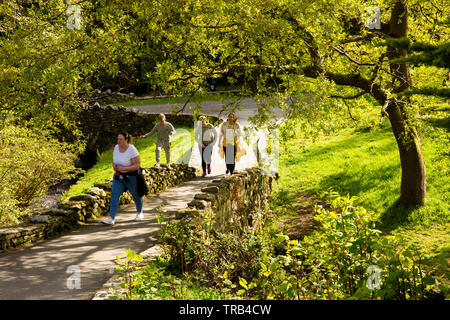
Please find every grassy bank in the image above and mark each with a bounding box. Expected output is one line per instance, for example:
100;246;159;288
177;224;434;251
272;122;449;291
274;125;449;226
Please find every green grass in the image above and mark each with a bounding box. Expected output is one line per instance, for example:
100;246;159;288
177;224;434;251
275;124;449;227
276;127;399;212
62;126;194;200
272;122;449;289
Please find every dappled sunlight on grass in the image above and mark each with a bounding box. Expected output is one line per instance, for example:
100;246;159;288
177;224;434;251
276;128;400;209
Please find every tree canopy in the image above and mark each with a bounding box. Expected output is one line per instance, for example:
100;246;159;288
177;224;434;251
127;0;448;206
1;0;448;207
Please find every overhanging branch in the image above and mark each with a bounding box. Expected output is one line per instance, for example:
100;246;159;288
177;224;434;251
332;47;377;66
329;90;366;99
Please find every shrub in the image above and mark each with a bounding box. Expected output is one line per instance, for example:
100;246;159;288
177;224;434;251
115;191;439;300
0;125;80;225
269;191;439;300
0;186;22;226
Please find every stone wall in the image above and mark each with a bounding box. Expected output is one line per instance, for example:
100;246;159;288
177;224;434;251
0;164;196;252
76;104;200;153
177;168;275;233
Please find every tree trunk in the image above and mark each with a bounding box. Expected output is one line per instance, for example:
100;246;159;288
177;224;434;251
386;1;426;206
387;101;427;206
283;0;427;206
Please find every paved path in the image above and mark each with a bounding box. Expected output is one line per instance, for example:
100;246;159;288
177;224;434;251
128;97;285;126
140;97;283;174
0;98;280;300
0;174;226;300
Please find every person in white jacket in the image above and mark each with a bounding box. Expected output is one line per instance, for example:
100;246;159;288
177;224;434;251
194;116;217;176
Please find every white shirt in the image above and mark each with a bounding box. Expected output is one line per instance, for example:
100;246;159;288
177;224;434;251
113;144;139;168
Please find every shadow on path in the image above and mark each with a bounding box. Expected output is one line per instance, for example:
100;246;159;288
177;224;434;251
0;176;218;300
0;100;268;300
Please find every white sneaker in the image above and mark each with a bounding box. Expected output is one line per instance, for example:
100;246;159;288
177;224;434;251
153;162;160;167
134;212;144;221
101;216;115;225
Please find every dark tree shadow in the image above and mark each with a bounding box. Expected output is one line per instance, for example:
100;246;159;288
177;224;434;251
315;163;421;233
317;164;399;202
377;200;420;232
424;116;450;132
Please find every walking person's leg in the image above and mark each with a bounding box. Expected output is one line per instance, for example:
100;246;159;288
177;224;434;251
225;143;235;174
230;144;236;174
201;145;207;176
125;176;144;221
204;143;213;174
155;140;162;166
163;141;171;165
103;176;126;224
223;146;229;174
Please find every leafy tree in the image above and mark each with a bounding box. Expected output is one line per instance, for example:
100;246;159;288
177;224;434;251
0;0;138;220
0;0;136;136
383;37;449;97
130;0;448;208
1;0;447;211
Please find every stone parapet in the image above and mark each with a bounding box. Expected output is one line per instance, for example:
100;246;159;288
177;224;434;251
181;168;276;233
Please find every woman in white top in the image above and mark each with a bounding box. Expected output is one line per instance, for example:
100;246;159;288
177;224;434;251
101;132;143;225
218;113;246;175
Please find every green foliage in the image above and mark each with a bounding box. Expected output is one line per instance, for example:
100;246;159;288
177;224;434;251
115;248;144;300
381;37;449;98
0;0;137;137
278;93;382;155
114;192;439;300
113;254;233;300
282;191;438;299
383;38;450;69
365;238;439;300
260;192;438;300
0;188;21;227
161;207;268;282
0;124;79;226
403;87;450;98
